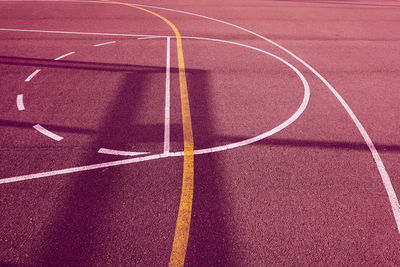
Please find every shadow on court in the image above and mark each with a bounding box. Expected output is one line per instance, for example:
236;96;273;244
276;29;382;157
184;70;236;266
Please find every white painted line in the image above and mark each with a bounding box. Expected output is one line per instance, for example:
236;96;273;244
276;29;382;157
137;36;162;40
98;148;149;157
0;28;167;38
0;38;309;184
0;153;165;185
54;51;75;61
33;124;63;141
25;69;41;82
93;41;116;47
149;5;400;232
125;1;400;233
164;37;171;154
16;94;25;111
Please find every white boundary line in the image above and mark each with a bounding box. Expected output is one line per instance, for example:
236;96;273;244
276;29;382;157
98;148;149;156
93;40;116;47
25;69;41;82
33;124;64;141
16;94;25;111
1;0;399;232
164;37;171;154
0;27;165;38
0;153;169;185
137;36;161;40
54;51;75;61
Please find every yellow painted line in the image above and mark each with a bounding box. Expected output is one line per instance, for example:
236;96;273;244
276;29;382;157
101;1;194;266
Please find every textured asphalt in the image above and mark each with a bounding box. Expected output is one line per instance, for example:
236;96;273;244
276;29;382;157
0;0;400;265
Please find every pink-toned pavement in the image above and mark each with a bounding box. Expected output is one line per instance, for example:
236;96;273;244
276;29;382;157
0;0;399;265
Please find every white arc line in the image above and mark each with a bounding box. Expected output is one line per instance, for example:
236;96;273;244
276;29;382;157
164;37;171;154
98;148;150;157
16;94;25;111
0;37;309;185
54;51;75;61
33;124;63;141
93;41;116;47
121;1;400;233
25;69;41;82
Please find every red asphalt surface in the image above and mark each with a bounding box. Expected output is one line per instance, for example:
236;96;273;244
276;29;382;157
1;0;400;265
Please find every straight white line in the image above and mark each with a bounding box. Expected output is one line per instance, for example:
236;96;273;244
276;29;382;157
0;28;167;38
137;36;162;40
0;153;166;185
164;37;171;154
98;148;149;157
54;51;75;61
33;124;63;141
25;69;41;82
16;94;25;111
93;41;116;47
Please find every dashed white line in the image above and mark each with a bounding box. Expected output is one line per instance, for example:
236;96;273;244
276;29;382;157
33;124;63;141
93;41;116;47
25;69;41;82
98;148;149;157
164;37;171;154
54;51;75;61
16;94;25;111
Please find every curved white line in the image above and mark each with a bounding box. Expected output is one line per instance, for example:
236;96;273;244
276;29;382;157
54;51;75;61
98;148;149;156
109;0;400;233
33;124;63;141
25;69;41;82
17;94;25;111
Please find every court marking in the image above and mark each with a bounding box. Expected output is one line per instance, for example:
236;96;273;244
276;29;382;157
0;27;166;38
25;69;41;82
79;0;400;233
164;37;171;155
1;0;397;241
137;36;160;40
16;94;25;111
33;124;64;141
1;34;310;183
93;40;116;47
100;1;194;266
54;51;75;61
98;148;149;156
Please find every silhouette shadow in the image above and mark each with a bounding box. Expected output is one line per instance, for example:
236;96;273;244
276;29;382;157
184;70;235;266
